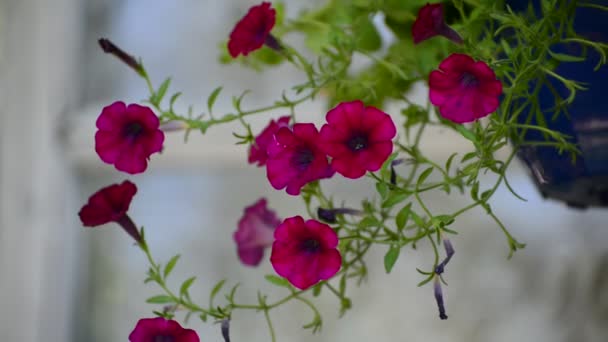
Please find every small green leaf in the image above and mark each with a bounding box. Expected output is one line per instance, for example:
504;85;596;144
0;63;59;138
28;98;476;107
416;167;434;188
207;86;223;114
384;245;401;273
376;181;389;199
358;216;379;228
264;274;291;288
395;203;412;230
455;124;478;145
445;153;458;173
209;279;226;304
180;276;197;297
163;254;180;279
170;92;182;108
548;50;585;62
153;78;171;105
382;191;410;208
312;283;323;297
146;295;173;304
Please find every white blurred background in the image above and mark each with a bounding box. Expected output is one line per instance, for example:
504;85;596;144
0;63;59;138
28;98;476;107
1;0;608;341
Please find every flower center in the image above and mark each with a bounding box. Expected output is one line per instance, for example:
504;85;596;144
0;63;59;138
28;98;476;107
123;122;144;139
154;336;175;342
459;72;479;88
291;147;314;171
346;134;368;152
300;238;321;253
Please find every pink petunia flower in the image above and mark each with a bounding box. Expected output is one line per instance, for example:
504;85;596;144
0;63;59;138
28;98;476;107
266;123;334;195
233;198;281;266
95;101;165;174
319;100;396;179
78;180;142;243
270;216;342;290
129;317;200;342
412;3;463;45
249;116;290;166
228;2;279;58
429;53;503;123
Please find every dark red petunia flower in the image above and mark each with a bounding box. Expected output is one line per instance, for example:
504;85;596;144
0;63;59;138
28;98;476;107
266;123;334;195
249;116;290;166
319;100;396;179
129;317;200;342
78;180;141;243
228;2;278;58
95;101;165;175
270;216;342;290
233;198;281;266
412;3;463;44
429;53;503;123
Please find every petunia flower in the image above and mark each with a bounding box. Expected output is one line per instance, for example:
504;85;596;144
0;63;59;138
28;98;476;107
95;101;165;174
78;180;142;243
412;3;463;45
270;216;342;289
233;198;281;266
228;2;279;58
266;123;334;195
129;317;199;342
429;53;503;123
319;100;397;179
249;116;290;166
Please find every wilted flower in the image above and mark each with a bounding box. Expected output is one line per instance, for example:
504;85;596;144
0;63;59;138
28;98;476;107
249;116;290;166
129;317;199;342
319;100;396;179
266;123;334;195
433;278;448;320
78;180;141;243
429;53;502;123
317;207;363;224
412;3;463;44
233;198;281;266
95;101;165;174
270;216;342;289
228;2;279;58
98;38;145;76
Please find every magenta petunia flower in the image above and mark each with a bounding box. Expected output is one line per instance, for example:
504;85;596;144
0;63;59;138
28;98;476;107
266;123;334;195
319;100;396;179
249;116;290;166
78;180;142;243
270;216;342;290
429;53;503;123
129;317;200;342
95;101;165;174
412;3;463;45
228;2;278;58
233;198;281;266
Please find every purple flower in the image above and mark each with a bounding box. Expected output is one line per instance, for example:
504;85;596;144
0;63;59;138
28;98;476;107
128;317;199;342
434;278;448;320
233;198;281;266
266;123;334;195
95;101;165;174
270;216;342;290
228;2;278;58
249;116;290;166
412;3;463;45
319;100;396;179
78;180;142;243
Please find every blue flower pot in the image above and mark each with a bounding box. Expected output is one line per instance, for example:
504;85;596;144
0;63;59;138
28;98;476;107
507;0;608;208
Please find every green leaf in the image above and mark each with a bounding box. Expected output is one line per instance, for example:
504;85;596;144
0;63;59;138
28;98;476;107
180;276;197;297
169;92;182;108
455;124;478;145
146;295;173;304
382;191;410;208
264;274;291;288
163;254;180;279
376;181;389;199
153;78;171;105
548;50;585;63
395;203;412;230
358;216;379;228
207;86;223;114
209;279;226;304
312;283;323;297
416;167;434;188
384;245;401;273
354;16;382;52
445;152;458;173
